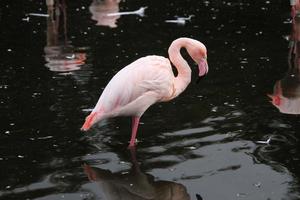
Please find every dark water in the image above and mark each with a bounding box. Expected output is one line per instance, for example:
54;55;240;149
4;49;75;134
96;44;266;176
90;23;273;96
1;0;300;199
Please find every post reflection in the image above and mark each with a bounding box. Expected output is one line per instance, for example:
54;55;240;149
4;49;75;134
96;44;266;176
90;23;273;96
268;12;300;114
45;0;86;72
89;0;121;28
84;148;191;200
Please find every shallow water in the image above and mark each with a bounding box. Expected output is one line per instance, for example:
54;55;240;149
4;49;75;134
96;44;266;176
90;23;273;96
1;0;300;199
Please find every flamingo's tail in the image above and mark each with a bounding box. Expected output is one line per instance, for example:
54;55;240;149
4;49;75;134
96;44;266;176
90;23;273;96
81;112;97;131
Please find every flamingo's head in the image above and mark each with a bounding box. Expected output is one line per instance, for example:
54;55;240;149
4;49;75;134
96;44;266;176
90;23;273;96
186;39;208;77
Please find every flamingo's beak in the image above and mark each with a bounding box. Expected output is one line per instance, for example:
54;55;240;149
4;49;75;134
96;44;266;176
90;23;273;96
198;57;208;77
196;58;208;84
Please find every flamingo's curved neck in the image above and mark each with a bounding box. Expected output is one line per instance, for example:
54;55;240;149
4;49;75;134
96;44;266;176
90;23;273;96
168;38;192;97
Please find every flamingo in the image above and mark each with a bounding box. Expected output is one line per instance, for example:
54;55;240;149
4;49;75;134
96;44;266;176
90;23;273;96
267;9;300;115
81;37;208;147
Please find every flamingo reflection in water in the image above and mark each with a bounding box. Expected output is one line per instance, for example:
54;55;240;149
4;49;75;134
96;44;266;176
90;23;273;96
45;0;86;72
89;0;121;28
268;11;300;114
84;148;191;200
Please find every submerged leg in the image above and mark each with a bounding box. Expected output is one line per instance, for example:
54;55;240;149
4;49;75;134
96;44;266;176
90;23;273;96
128;116;140;148
128;145;141;172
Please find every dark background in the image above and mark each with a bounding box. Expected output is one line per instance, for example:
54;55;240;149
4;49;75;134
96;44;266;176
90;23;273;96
1;0;299;199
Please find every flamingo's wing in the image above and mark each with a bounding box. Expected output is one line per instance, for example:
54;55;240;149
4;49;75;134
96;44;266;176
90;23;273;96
93;56;174;116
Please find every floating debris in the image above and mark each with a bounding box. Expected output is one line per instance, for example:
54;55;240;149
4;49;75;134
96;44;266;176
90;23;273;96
82;108;93;112
256;137;272;145
0;85;8;89
236;193;247;197
27;13;49;17
66;54;75;59
93;144;102;150
22;17;30;22
254;182;262;188
165;15;194;25
211;106;217;112
185;146;196;150
37;136;53;140
107;7;147;17
59;72;73;76
283;19;292;24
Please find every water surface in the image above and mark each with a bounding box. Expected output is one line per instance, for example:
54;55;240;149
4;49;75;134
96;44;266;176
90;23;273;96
1;0;300;200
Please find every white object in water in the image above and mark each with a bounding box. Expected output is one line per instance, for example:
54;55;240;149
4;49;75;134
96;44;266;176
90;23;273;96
107;7;148;17
165;19;186;25
82;108;94;112
28;13;50;17
22;17;30;22
165;15;194;25
256;137;272;144
66;54;75;59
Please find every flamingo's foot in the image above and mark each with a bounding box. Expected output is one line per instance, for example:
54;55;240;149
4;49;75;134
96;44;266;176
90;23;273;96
128;139;138;149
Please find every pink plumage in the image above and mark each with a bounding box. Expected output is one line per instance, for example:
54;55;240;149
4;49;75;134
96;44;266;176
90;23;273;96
81;37;208;147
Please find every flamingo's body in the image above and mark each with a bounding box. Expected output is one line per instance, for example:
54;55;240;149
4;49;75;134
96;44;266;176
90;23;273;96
81;37;208;147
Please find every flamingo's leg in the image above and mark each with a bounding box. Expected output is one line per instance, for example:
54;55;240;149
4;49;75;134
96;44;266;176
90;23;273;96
128;116;140;148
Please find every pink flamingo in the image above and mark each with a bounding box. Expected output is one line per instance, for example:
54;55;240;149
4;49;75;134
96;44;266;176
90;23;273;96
81;37;208;147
